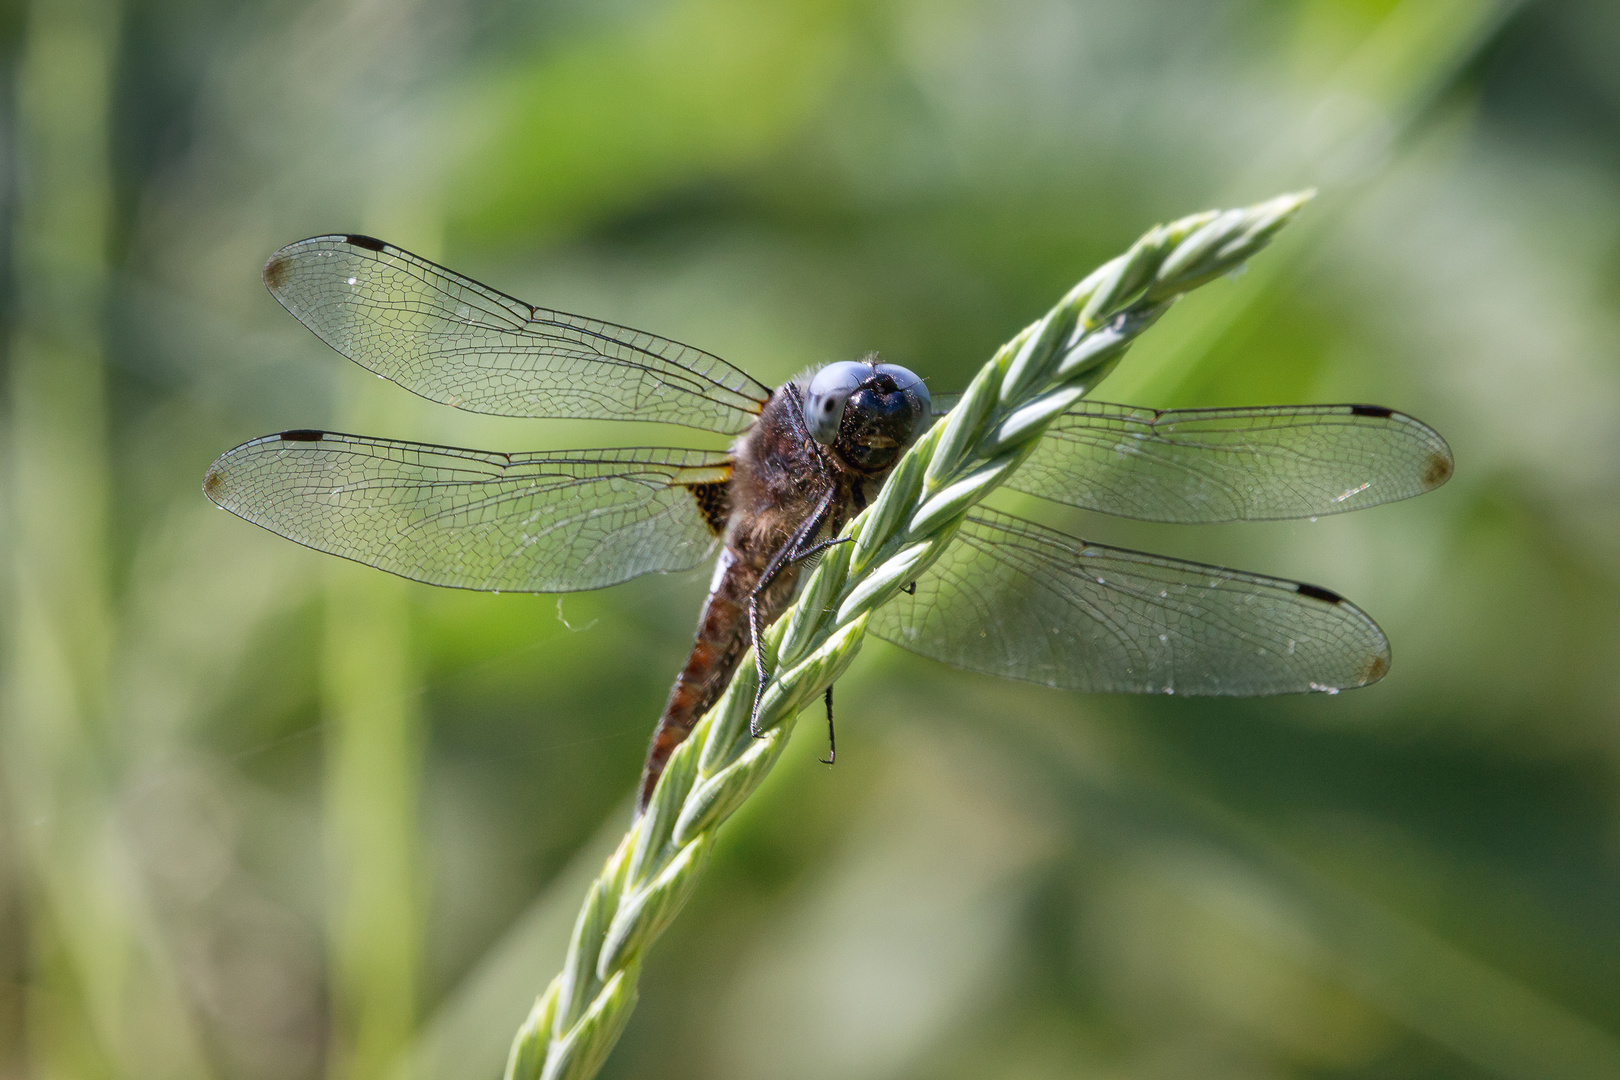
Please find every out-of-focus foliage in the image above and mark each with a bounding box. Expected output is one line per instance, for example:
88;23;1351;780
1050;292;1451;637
2;1;1618;1079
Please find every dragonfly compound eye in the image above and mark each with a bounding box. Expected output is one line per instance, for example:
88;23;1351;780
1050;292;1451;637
803;360;873;444
871;362;930;442
803;360;931;448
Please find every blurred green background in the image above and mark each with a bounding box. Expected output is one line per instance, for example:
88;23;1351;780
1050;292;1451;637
3;0;1620;1078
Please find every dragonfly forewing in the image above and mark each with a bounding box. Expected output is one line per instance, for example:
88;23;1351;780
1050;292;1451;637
203;432;731;592
869;508;1390;695
263;236;772;432
1005;402;1453;523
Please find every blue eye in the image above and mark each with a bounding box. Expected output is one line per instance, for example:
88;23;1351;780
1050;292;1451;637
873;363;931;436
803;361;871;443
802;360;932;447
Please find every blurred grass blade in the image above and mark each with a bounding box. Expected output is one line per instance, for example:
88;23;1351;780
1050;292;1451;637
324;565;423;1080
442;0;861;244
985;705;1620;1080
0;0;212;1076
1104;0;1524;405
401;803;631;1080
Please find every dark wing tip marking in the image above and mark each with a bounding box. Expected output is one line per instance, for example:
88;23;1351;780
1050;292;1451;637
202;465;225;499
1295;582;1344;605
262;252;293;291
1423;450;1454;489
344;234;388;252
279;429;326;442
1361;652;1392;684
1350;404;1395;419
682;479;733;537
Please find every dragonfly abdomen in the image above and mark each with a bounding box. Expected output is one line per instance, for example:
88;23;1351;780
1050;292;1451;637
639;544;801;808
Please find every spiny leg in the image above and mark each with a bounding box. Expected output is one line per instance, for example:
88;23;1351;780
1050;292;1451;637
819;685;835;765
749;488;837;736
749;593;769;737
791;534;853;565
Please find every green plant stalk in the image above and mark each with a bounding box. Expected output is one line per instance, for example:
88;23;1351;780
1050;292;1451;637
502;191;1315;1080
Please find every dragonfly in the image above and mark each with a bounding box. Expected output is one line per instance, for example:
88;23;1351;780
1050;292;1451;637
204;235;1454;807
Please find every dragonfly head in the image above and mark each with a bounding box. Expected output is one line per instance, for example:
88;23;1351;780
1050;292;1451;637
804;357;931;474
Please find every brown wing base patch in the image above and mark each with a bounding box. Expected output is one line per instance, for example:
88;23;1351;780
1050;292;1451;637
683;478;733;536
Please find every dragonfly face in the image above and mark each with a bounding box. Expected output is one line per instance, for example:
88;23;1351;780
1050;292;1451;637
803;358;932;472
205;235;1453;806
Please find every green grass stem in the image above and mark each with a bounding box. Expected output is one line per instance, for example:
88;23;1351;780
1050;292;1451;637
503;191;1315;1080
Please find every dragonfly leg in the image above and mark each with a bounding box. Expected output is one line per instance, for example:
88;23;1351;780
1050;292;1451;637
748;487;838;737
819;685;835;765
789;534;853;566
749;594;769;738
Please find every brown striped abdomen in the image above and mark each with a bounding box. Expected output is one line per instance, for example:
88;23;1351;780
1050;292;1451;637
637;549;799;809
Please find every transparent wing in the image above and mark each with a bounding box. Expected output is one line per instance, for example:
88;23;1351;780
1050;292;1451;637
1009;402;1453;522
203;431;731;592
869;508;1389;695
263;235;772;433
